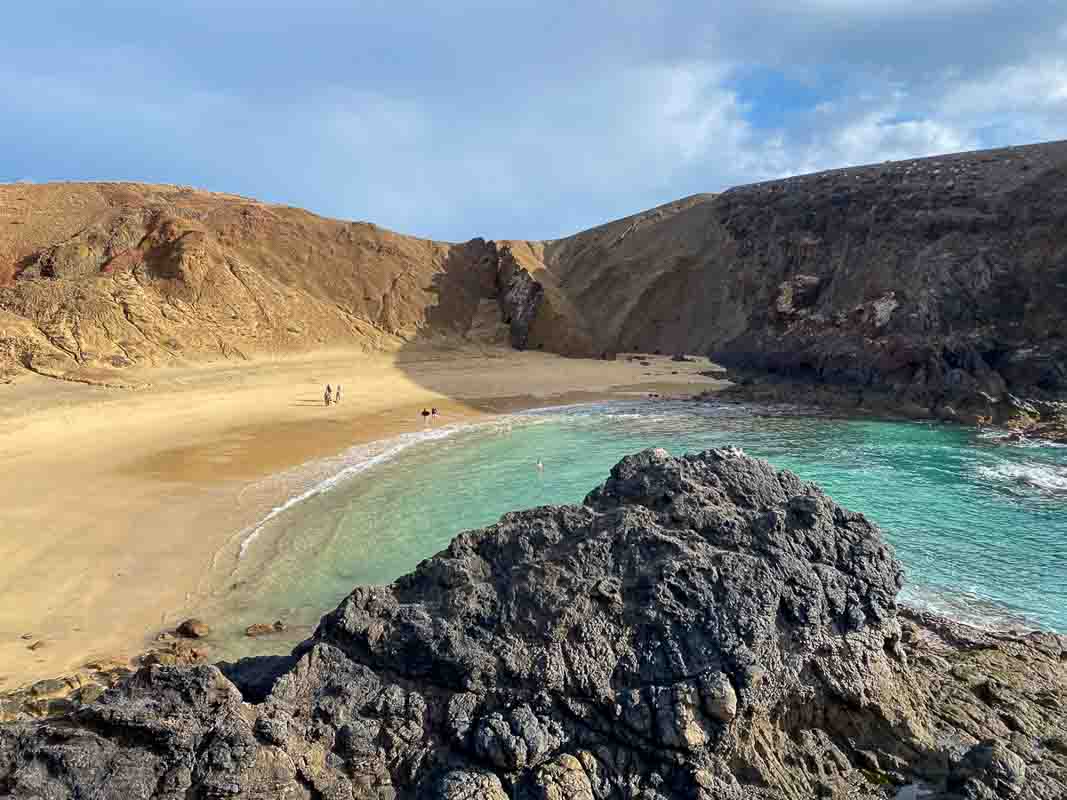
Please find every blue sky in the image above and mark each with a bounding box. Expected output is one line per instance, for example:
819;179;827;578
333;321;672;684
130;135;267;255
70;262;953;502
2;1;1066;241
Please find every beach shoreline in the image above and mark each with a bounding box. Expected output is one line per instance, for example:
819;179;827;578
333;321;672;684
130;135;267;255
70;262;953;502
0;346;725;690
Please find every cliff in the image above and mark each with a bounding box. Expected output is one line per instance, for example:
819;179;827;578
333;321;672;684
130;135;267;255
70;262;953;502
533;142;1067;424
4;141;1066;422
2;449;1065;798
0;184;591;384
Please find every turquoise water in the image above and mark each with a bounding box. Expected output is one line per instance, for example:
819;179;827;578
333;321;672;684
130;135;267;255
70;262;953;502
204;400;1067;659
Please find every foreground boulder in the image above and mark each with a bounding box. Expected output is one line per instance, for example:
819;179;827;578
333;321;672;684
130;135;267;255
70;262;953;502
2;448;1065;798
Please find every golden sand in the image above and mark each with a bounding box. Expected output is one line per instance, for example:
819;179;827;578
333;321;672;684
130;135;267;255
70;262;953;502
0;346;726;688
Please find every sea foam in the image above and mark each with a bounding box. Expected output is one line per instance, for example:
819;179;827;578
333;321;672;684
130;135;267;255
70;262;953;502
236;424;466;560
977;462;1067;496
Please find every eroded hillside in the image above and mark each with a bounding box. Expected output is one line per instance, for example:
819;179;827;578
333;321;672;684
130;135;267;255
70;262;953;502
538;142;1067;412
4;140;1066;415
0;184;584;383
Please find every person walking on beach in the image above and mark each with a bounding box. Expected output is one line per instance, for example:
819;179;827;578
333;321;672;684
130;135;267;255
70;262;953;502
431;407;439;423
421;408;431;426
324;384;333;407
335;384;343;405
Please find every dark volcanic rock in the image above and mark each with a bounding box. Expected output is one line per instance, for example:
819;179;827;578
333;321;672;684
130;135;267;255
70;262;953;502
176;618;210;639
526;141;1067;423
2;448;1065;798
496;244;545;351
699;144;1067;421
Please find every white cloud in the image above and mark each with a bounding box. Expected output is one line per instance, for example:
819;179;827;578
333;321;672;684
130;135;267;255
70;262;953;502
941;59;1067;115
792;111;976;175
788;0;989;13
2;2;1066;240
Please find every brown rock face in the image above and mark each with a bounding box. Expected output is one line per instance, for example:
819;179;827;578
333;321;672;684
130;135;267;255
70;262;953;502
3;141;1065;414
0;183;604;382
534;142;1067;412
0;185;514;382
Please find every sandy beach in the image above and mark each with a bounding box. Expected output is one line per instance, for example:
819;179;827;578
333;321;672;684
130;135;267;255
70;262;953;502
0;346;725;689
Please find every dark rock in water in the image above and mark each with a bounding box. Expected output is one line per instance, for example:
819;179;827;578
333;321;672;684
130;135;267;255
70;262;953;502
175;618;210;639
244;620;287;637
1;448;1065;798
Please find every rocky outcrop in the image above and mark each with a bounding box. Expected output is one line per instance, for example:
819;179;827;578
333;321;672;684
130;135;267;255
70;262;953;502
0;187;521;382
495;242;596;357
533;142;1067;425
0;183;609;382
495;244;545;351
1;186;452;381
2;448;1064;798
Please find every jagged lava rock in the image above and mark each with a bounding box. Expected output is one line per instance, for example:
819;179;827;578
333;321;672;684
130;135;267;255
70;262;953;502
2;449;1065;798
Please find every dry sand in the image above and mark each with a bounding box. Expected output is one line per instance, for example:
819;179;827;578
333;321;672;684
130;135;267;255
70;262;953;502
0;346;726;688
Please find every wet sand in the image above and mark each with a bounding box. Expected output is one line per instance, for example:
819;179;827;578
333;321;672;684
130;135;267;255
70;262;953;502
0;346;725;688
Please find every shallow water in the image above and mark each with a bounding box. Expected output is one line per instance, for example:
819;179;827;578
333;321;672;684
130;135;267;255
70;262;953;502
199;400;1067;661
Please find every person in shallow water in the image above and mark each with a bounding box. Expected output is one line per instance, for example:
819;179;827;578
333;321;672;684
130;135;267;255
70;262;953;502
536;459;544;472
335;384;342;404
324;385;333;407
431;407;439;422
421;408;431;425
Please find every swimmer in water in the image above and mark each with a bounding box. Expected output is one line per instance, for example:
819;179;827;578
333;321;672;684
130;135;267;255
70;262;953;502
536;459;544;472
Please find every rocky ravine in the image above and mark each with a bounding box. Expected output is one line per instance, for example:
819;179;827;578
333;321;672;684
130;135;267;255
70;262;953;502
2;448;1064;799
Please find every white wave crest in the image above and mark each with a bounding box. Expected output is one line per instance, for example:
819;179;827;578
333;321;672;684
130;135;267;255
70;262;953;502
237;424;464;559
976;462;1067;495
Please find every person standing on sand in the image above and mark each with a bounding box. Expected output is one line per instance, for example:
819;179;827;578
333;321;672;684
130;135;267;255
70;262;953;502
335;385;343;405
421;408;431;426
324;385;333;407
431;407;439;423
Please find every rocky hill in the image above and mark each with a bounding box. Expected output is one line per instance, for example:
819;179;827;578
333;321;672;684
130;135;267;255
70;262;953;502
2;448;1065;798
0;183;592;384
533;141;1067;424
3;141;1066;422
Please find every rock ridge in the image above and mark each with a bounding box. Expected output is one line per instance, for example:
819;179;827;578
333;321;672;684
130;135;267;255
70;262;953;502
7;141;1065;415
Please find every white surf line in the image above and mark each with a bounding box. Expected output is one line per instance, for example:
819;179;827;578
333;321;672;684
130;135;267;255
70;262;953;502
976;461;1067;495
193;419;490;603
516;399;624;415
204;399;644;589
235;423;467;560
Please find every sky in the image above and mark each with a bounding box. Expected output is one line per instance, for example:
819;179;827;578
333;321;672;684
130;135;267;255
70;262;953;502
2;1;1066;242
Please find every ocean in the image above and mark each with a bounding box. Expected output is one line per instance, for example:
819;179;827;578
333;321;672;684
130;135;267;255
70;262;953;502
195;399;1067;662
